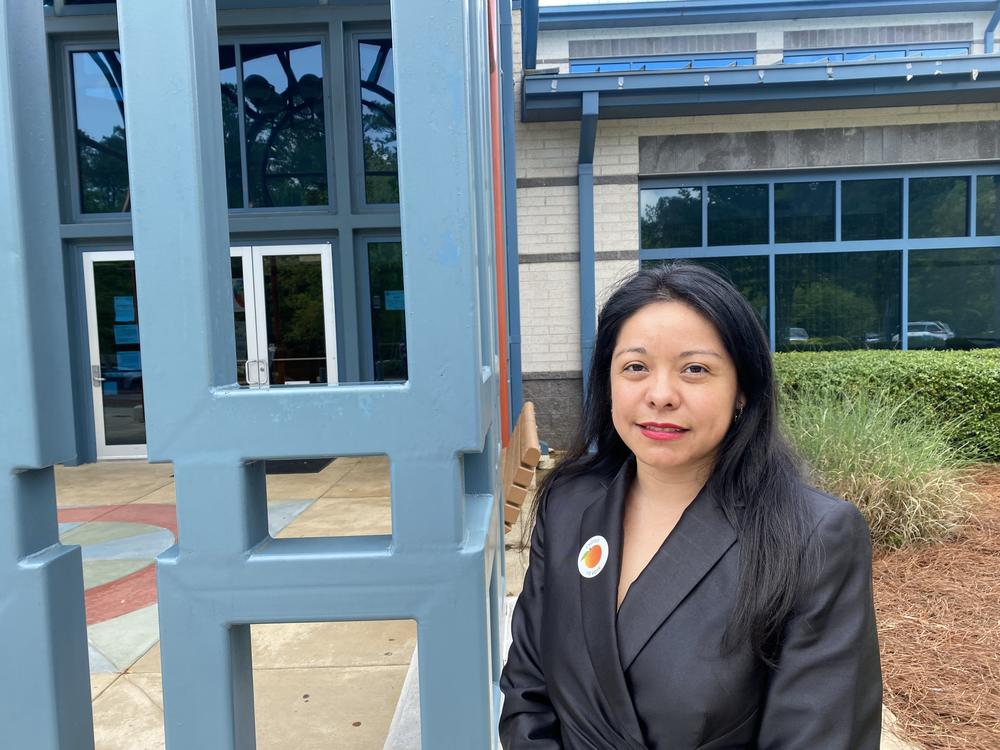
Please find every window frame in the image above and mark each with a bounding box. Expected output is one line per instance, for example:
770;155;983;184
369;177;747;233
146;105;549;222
782;42;971;64
62;40;130;223
219;30;336;214
348;26;400;213
570;52;756;74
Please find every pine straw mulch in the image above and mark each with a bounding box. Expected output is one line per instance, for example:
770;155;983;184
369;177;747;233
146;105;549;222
873;464;1000;750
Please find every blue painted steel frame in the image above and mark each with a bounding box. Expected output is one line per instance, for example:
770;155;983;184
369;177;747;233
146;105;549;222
986;1;1000;53
523;55;1000;122
501;0;525;422
0;2;94;748
116;0;504;746
539;0;997;29
579;92;599;399
522;0;538;70
639;165;1000;353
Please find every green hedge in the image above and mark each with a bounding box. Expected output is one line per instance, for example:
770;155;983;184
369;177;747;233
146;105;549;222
773;349;1000;461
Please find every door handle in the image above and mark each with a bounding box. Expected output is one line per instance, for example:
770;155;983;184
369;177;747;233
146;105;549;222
244;360;256;385
91;365;105;386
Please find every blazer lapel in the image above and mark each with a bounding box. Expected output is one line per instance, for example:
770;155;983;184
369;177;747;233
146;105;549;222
578;458;647;749
616;480;737;672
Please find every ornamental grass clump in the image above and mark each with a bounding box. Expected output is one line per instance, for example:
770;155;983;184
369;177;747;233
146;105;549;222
781;389;975;549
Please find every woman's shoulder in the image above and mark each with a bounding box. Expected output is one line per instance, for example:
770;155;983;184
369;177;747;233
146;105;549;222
795;481;872;548
539;461;614;519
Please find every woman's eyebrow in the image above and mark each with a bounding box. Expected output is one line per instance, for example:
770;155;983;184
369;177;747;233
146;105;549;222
613;346;646;359
678;349;723;358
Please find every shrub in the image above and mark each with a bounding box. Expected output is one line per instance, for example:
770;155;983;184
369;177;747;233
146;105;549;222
774;349;1000;461
782;389;974;548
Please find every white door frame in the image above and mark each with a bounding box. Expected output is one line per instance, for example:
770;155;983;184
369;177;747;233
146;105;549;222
249;243;338;386
83;243;338;459
82;249;147;460
230;246;264;386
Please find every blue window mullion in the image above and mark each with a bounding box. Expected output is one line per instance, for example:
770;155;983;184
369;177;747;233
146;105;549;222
768;253;776;352
768;182;775;244
234;43;250;211
834;178;842;242
970;174;978;238
701;183;708;248
901;177;909;351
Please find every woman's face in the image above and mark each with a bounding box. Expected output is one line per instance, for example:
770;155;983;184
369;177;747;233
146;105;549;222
609;300;744;481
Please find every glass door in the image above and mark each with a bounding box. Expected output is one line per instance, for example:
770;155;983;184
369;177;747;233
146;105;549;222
248;244;337;386
363;240;407;382
83;251;147;459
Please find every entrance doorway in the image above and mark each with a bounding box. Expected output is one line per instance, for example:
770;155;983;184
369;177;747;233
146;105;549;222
83;243;337;459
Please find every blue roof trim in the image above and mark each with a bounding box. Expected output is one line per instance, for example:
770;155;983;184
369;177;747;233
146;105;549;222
522;54;1000;121
539;0;996;30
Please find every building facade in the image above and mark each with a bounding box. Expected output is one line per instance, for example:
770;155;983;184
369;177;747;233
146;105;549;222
514;0;1000;447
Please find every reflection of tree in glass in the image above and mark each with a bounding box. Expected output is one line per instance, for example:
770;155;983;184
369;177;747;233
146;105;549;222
360;40;398;204
263;257;326;383
910;248;1000;343
75;51;130;214
708;185;769;246
909;177;968;238
242;44;328;208
368;242;407;381
790;280;876;340
640;187;700;249
776;251;900;351
219;54;243;208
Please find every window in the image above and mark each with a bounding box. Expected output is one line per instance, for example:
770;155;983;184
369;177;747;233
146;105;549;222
71;50;129;214
775;251;900;351
570;56;754;74
775;181;834;243
358;39;399;205
640;187;701;249
842;179;902;240
783;45;969;64
644;255;770;333
219;46;243;209
708;185;768;246
976;175;1000;236
639;169;1000;353
69;41;330;213
909;248;1000;348
909;176;969;239
366;242;407;380
241;42;328;208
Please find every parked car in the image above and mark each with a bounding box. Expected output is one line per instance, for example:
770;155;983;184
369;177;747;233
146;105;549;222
890;321;954;348
787;327;809;342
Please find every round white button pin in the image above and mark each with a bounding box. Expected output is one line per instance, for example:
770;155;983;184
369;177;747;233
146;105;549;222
578;535;609;578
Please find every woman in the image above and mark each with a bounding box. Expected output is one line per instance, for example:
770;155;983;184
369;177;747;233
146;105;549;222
499;264;882;749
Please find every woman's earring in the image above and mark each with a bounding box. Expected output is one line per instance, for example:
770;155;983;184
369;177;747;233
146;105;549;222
734;405;744;422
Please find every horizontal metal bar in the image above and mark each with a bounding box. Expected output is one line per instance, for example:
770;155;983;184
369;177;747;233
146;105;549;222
524;57;1000;121
539;0;996;30
524;54;1000;97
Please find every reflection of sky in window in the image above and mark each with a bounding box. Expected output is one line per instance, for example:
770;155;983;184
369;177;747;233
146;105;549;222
73;51;124;144
360;41;395;90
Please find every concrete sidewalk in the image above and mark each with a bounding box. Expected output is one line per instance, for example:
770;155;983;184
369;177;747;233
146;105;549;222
56;458;917;749
58;456;421;749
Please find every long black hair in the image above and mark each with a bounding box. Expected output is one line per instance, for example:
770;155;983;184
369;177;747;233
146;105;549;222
525;262;812;666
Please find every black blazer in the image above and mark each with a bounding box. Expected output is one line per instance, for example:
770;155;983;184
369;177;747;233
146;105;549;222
499;457;882;749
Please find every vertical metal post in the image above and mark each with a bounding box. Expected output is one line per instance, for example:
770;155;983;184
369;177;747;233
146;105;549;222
579;92;599;399
500;0;525;422
117;0;503;747
0;2;93;748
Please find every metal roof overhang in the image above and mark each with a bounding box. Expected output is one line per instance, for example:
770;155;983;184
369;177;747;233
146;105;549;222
538;1;999;31
522;55;1000;122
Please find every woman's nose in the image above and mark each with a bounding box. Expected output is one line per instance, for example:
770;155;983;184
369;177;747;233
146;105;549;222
645;373;679;408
